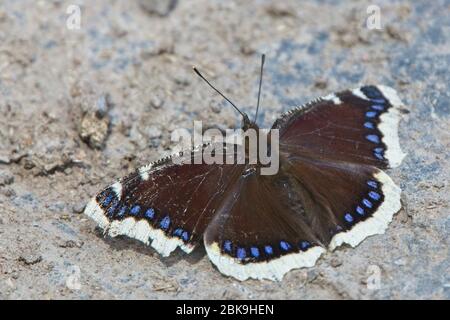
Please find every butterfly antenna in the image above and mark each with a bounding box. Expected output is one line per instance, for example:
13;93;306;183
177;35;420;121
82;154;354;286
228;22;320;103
193;67;247;119
254;53;265;123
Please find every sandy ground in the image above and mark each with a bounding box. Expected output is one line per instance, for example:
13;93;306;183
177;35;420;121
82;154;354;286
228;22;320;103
0;0;449;299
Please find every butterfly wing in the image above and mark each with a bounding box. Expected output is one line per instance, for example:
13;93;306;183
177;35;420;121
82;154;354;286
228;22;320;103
273;85;406;168
203;168;326;281
204;85;404;281
203;160;400;281
274;85;405;250
84;144;245;256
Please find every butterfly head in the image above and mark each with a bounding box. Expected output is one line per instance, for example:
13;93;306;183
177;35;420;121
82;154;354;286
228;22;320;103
242;113;259;131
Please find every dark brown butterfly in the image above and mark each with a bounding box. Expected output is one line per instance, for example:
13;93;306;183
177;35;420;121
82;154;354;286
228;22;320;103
84;55;405;281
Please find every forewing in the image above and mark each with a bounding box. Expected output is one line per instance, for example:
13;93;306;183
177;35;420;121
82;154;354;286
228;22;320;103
85;144;244;257
273;85;406;168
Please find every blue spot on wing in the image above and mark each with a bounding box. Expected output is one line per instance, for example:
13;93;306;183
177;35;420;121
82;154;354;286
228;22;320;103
237;247;246;260
280;241;291;251
130;205;141;215
356;206;365;215
107;199;118;216
159;215;170;230
362;198;373;208
361;86;383;99
250;247;260;258
371;104;385;111
364;121;375;129
374;152;384;160
182;231;189;241
173;228;183;237
101;193;113;207
223;240;232;252
366;134;380;143
117;205;127;217
144;208;155;219
300;241;311;251
344;213;354;223
264;245;273;255
367;180;378;188
369;191;381;201
366;111;377;118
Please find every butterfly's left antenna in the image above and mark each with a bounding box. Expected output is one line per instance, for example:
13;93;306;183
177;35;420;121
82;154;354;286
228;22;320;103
193;67;248;121
254;54;265;123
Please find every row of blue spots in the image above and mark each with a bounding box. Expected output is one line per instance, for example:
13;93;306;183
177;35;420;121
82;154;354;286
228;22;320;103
362;87;387;163
101;198;190;242
343;180;382;224
222;240;313;260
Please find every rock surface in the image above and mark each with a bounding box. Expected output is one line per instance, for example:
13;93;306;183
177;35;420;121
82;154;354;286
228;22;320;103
0;0;448;299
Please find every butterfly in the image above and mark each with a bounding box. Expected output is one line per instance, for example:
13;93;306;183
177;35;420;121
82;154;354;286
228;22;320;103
84;55;406;281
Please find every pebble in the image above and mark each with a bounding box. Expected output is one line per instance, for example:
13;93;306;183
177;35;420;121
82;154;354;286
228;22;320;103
0;170;14;186
139;0;177;17
72;203;85;214
330;258;343;267
19;254;42;265
79;112;110;149
150;95;164;109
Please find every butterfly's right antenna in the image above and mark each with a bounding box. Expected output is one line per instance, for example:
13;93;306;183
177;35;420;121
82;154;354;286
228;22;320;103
254;54;265;123
193;67;248;120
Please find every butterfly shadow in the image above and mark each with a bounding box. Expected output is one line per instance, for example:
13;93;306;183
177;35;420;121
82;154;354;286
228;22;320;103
94;227;206;267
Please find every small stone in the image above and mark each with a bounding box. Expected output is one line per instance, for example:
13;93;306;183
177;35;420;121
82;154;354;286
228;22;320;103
0;154;10;164
140;0;178;17
150;95;164;109
94;95;109;118
59;240;84;248
209;101;222;114
174;74;190;86
265;3;296;17
146;126;162;139
19;254;42;265
314;79;328;89
0;170;14;186
72;203;85;214
152;278;179;292
79;112;110;149
330;258;343;267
